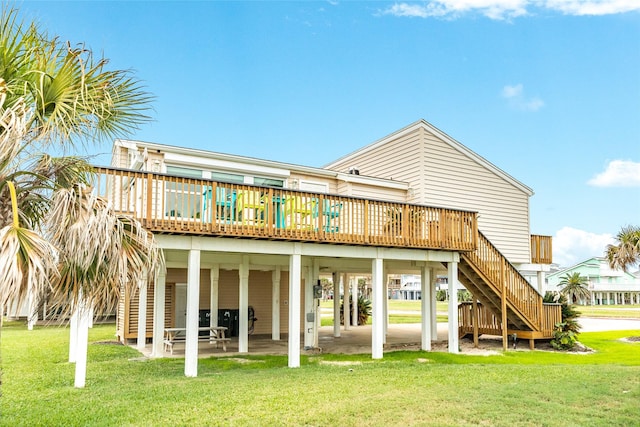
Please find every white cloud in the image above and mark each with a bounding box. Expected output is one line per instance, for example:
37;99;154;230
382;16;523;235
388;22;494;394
381;1;640;20
588;160;640;187
383;1;528;20
553;226;614;267
543;0;640;16
501;83;544;111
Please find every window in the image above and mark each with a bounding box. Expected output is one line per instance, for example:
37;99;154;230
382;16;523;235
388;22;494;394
253;177;284;188
166;166;202;178
165;166;204;219
211;171;244;184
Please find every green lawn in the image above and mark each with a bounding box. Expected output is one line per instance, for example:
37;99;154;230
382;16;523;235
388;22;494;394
2;322;639;426
321;301;640;325
320;300;448;325
576;304;640;319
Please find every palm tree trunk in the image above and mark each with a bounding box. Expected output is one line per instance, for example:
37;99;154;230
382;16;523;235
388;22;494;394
74;298;90;388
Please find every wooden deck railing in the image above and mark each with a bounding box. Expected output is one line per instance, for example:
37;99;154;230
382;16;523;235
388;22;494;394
463;231;546;330
539;303;562;337
93;167;478;251
458;302;561;338
458;302;502;336
531;234;553;264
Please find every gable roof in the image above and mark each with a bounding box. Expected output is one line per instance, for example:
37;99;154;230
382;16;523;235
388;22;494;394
548;257;638;279
324;119;534;196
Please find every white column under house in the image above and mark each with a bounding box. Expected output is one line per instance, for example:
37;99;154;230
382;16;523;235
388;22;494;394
447;260;459;354
371;257;384;359
136;273;148;350
421;266;432;351
344;273;351;331
430;279;438;340
288;252;302;368
351;277;358;327
332;272;340;338
151;267;166;358
304;265;314;348
272;267;281;341
184;249;201;377
238;256;249;353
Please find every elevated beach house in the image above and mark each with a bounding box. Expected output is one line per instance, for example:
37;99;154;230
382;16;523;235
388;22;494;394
547;257;640;305
100;119;555;376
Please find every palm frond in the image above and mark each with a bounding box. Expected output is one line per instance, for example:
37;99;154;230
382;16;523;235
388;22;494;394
605;225;640;272
47;185;160;316
0;223;57;309
33;154;93;189
28;41;153;147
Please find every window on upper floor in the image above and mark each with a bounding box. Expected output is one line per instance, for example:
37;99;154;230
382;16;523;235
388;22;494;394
253;176;284;188
211;171;244;184
164;166;203;219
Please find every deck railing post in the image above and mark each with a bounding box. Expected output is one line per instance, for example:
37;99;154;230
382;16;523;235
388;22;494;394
501;259;508;351
145;172;153;227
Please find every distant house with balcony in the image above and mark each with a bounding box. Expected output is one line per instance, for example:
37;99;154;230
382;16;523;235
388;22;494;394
102;119;556;377
547;257;640;305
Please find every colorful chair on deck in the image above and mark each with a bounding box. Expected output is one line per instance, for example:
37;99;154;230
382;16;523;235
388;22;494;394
215;187;237;223
235;190;265;225
283;196;317;230
320;200;342;232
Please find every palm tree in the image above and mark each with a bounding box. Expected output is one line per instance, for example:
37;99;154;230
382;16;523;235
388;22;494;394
558;272;591;305
606;225;640;272
0;6;159;387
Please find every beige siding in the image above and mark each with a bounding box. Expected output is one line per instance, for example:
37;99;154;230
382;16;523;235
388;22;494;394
118;282;174;341
419;130;530;262
155;268;304;336
329;127;424;200
327;125;531;263
347;182;407;202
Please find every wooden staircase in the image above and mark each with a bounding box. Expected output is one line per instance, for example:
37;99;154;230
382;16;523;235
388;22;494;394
457;231;561;349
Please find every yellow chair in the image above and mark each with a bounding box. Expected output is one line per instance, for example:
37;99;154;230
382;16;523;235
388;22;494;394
235;191;265;225
283;196;317;230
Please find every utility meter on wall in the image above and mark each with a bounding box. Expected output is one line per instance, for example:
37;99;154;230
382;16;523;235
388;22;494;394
313;281;323;299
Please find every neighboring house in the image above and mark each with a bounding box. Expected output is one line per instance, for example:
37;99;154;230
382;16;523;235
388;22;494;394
101;118;555;377
391;274;463;300
547;257;640;305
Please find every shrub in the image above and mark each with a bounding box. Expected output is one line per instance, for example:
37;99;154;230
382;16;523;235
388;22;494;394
551;322;578;350
340;296;372;325
458;290;472;302
544;291;581;350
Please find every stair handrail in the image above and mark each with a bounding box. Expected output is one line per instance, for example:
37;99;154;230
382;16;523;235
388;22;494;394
463;231;542;330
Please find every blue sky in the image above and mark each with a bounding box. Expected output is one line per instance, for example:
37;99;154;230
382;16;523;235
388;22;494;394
17;1;640;267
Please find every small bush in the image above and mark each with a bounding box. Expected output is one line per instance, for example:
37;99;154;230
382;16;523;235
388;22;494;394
340;296;372;325
458;290;472;302
545;292;582;350
551;322;578;350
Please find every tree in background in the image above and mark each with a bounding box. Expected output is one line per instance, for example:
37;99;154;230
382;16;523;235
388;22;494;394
558;272;591;305
606;225;640;273
0;6;159;388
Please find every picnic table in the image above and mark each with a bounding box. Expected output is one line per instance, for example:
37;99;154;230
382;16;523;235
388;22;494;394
163;326;230;355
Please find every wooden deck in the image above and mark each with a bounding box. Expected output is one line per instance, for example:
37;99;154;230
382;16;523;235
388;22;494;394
94;166;479;252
